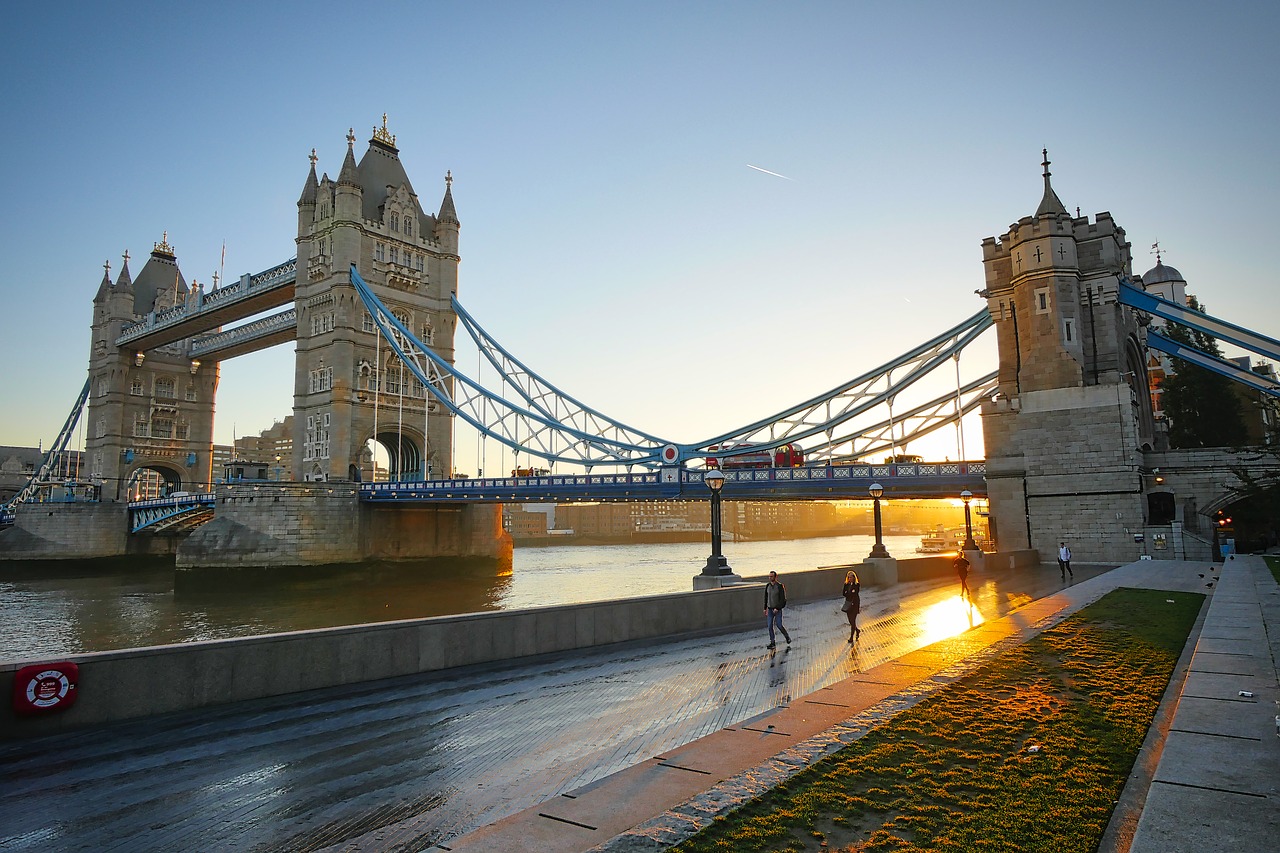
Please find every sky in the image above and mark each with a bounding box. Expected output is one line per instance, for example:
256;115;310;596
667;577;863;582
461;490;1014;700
2;1;1278;477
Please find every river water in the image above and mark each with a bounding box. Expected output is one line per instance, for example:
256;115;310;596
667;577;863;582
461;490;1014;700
0;533;923;662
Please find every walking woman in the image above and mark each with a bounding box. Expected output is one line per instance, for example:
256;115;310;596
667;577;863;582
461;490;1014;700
842;569;862;642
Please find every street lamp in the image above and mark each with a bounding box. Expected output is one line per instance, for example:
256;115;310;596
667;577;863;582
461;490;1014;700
701;469;731;575
960;489;977;550
275;454;283;482
869;482;890;559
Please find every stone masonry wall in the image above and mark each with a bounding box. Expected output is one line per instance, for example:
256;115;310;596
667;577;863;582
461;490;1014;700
0;502;130;560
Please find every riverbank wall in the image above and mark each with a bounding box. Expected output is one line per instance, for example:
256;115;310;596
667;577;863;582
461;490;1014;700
1;550;1037;740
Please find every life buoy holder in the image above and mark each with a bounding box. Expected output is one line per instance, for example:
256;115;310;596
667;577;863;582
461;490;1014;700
12;662;79;716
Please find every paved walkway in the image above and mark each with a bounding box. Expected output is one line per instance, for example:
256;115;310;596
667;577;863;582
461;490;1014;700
0;557;1274;852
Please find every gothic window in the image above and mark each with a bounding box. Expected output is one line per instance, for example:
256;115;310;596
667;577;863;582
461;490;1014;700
376;242;386;262
176;422;189;440
134;415;148;437
390;247;399;265
130;377;144;396
1033;287;1051;316
186;384;197;401
305;411;331;461
415;254;424;272
420;323;434;345
403;217;412;238
362;312;375;333
97;377;108;397
358;361;377;392
155;377;175;398
308;367;333;393
151;417;173;439
390;213;399;232
1063;318;1075;344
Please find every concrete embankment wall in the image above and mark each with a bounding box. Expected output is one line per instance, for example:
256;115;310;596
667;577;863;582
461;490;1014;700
0;552;1032;740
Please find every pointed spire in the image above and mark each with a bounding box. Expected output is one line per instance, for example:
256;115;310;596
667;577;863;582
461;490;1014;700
338;128;360;186
94;259;113;303
115;249;133;291
298;148;319;206
1035;148;1067;217
437;170;459;225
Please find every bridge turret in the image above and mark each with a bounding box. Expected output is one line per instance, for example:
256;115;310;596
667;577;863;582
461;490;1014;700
297;148;319;234
434;171;460;259
334;128;363;223
979;151;1157;563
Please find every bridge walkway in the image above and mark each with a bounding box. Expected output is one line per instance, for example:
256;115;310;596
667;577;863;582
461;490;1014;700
0;559;1272;852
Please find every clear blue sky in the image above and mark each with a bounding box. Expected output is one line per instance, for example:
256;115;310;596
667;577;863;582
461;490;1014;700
2;2;1277;474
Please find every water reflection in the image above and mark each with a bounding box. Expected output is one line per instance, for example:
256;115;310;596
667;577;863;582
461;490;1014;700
0;534;922;661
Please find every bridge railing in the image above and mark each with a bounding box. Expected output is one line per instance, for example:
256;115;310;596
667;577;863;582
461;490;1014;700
360;461;987;503
117;258;298;345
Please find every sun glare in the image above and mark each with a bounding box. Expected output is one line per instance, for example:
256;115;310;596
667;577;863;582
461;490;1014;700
921;595;984;643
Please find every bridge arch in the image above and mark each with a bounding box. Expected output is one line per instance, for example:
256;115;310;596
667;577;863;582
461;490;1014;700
366;429;429;482
125;462;186;499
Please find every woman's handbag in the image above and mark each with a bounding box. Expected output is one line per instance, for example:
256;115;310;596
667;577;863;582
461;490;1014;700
841;599;851;612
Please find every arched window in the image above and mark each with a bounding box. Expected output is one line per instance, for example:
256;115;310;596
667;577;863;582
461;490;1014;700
403;217;412;238
390;213;400;232
155;377;175;399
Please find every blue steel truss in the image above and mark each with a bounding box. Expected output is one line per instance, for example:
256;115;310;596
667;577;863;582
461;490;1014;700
353;265;994;470
1118;278;1280;398
129;493;217;533
3;376;91;515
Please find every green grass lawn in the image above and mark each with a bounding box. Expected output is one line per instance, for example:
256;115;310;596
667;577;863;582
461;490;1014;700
672;588;1204;853
1264;555;1280;585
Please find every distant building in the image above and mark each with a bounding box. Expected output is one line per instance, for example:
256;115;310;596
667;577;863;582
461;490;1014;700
0;447;84;503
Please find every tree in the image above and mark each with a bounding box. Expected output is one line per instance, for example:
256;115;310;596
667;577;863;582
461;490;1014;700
1157;297;1248;449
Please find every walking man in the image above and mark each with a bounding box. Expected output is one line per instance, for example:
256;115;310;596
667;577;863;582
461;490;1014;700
763;570;791;649
953;552;971;600
1058;541;1073;579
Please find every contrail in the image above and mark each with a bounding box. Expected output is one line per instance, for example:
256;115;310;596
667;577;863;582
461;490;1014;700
747;164;791;180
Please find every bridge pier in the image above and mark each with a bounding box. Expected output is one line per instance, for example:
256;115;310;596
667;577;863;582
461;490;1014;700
0;501;182;561
175;483;511;574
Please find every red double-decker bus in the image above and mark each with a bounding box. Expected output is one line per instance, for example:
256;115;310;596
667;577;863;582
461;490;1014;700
705;443;804;470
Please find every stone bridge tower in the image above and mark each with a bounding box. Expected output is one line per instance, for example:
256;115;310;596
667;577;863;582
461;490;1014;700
293;118;459;482
979;152;1157;562
85;238;220;499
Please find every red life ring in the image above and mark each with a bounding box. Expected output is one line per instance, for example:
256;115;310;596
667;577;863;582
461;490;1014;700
12;662;79;716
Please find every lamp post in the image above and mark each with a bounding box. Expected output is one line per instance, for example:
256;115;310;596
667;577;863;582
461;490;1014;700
275;454;283;482
701;469;731;575
960;489;977;550
869;482;890;559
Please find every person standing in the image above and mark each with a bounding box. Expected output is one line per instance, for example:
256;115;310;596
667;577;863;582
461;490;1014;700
953;552;971;600
842;569;862;643
763;571;791;649
1058;542;1073;579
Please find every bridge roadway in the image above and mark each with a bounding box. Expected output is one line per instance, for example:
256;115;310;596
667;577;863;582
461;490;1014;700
8;555;1268;852
126;461;987;531
360;460;987;504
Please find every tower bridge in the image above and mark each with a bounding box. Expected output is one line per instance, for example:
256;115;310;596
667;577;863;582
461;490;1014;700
3;131;1278;569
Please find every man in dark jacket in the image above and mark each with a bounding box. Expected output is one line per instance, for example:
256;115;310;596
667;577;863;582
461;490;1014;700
763;571;791;649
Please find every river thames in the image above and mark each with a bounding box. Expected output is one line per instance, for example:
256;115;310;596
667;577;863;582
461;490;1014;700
0;533;921;661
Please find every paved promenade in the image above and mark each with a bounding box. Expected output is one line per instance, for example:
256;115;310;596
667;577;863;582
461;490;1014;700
0;557;1275;852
